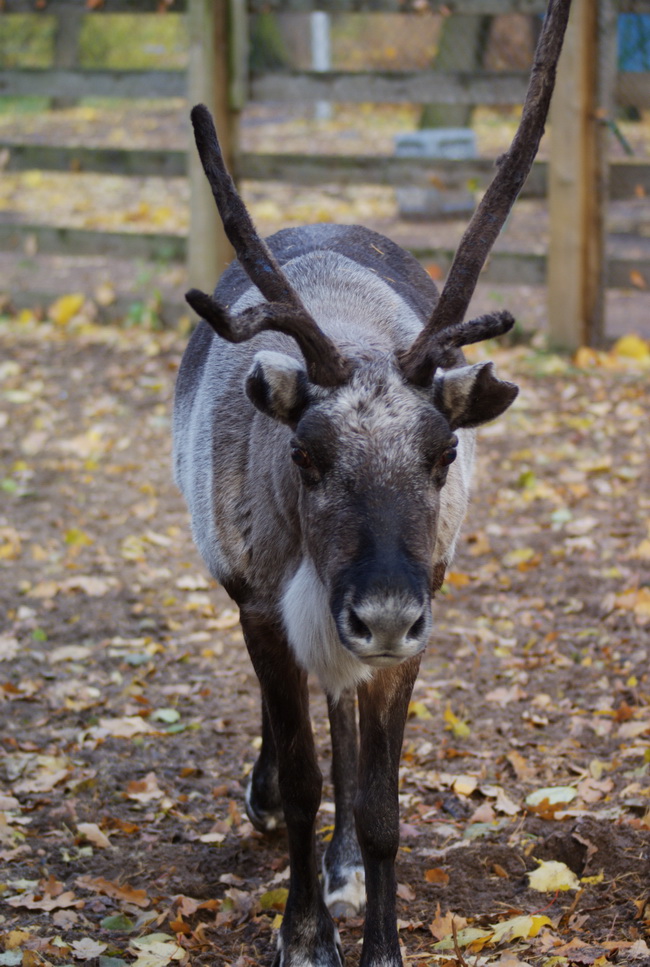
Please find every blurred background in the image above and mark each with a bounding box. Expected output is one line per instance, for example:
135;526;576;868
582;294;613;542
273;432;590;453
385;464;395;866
1;0;650;346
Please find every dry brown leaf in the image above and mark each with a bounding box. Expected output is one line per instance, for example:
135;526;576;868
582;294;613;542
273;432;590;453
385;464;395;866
76;874;150;908
424;868;450;885
428;903;468;942
126;772;164;803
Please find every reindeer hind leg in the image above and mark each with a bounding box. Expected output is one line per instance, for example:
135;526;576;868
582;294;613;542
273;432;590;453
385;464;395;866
246;697;285;832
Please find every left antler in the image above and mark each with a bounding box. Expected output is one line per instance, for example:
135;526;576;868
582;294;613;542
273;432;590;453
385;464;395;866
400;0;572;385
186;105;353;388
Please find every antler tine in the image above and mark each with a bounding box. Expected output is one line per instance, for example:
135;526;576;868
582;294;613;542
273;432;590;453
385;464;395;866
404;311;516;385
191;104;303;309
401;0;572;384
188;105;353;388
185;289;354;389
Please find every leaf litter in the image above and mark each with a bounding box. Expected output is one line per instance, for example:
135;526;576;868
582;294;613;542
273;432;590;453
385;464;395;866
0;313;649;965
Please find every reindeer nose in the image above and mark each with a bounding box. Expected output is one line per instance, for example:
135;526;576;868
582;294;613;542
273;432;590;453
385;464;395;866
344;598;430;659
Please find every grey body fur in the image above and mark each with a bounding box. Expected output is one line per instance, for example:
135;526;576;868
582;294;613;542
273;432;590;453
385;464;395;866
174;227;474;697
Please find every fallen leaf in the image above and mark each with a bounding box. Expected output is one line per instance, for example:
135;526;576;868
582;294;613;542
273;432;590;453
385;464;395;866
6;890;81;911
71;938;107;960
77;822;111;849
443;705;470;739
526;785;577;807
527;859;580;892
424;868;449;885
126;772;165;803
396;882;415;901
490;913;552;942
49;293;85;326
453;774;477;797
259;888;288;911
428;904;468;942
612;333;650;359
76;875;150;908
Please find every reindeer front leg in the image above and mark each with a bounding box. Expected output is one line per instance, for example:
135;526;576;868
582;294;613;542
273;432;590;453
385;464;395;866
356;657;421;967
324;689;365;917
240;610;342;967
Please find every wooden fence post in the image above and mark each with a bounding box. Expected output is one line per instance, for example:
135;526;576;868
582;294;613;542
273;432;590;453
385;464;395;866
51;9;83;110
187;0;247;292
547;0;613;349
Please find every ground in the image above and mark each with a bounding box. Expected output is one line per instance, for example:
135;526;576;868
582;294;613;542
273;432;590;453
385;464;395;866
0;316;649;967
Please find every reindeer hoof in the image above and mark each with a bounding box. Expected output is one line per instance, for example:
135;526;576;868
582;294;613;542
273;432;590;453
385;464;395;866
323;865;366;918
328;899;359;919
245;780;285;833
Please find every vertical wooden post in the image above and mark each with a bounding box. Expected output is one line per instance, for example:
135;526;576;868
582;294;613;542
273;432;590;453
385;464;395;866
187;0;247;292
547;0;611;349
51;9;83;110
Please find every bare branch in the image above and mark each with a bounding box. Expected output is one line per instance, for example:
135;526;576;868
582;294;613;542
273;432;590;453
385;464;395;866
401;0;571;382
185;288;354;388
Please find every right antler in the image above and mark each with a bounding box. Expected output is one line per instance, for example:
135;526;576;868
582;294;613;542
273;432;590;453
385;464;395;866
187;104;353;388
400;0;572;385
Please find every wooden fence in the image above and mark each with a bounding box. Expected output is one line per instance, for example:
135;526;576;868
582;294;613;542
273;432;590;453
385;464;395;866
1;0;650;345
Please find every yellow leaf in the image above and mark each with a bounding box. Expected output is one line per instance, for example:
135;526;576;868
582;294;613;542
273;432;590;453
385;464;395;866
502;547;535;568
432;926;492;951
443;705;470;738
527;859;580;892
408;700;432;720
121;535;147;561
489;913;551;943
612;333;650;360
573;346;602;368
259;888;289;911
65;528;93;547
17;308;38;325
0;527;21;560
6;930;33;949
447;571;471;588
581;872;604;885
49;293;85;326
23;170;43;188
453;774;477;797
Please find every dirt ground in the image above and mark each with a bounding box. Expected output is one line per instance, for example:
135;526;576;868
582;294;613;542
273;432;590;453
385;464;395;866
0;312;649;967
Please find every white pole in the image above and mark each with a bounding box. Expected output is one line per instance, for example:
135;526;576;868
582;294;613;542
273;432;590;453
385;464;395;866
311;11;332;121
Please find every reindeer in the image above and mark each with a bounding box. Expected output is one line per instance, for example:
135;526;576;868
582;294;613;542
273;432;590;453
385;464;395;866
173;2;570;963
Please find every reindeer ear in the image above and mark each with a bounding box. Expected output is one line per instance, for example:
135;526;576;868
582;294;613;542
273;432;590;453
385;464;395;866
245;351;313;426
433;362;518;430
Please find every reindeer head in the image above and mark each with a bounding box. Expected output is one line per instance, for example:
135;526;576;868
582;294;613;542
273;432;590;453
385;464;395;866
184;0;568;675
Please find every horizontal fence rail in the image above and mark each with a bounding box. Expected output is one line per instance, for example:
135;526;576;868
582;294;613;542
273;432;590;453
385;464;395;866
2;0;650;322
3;66;650;107
3;0;650;13
3;220;649;295
2;140;650;201
0;69;185;100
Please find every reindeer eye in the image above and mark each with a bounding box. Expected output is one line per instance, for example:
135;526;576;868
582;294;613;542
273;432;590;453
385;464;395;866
291;446;312;470
438;435;458;468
